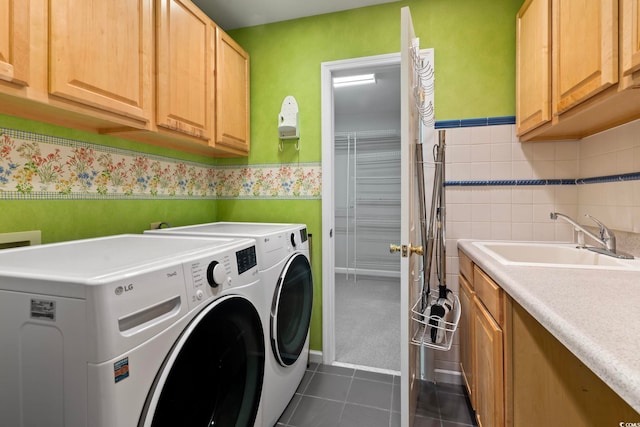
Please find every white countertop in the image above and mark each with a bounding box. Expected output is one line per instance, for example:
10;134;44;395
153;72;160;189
458;239;640;413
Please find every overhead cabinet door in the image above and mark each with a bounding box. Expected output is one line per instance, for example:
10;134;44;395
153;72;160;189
622;0;640;82
552;0;618;114
0;0;29;86
516;0;551;135
215;28;250;153
156;0;213;141
49;0;152;123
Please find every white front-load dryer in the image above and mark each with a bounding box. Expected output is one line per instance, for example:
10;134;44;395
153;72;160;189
0;234;265;427
147;222;313;427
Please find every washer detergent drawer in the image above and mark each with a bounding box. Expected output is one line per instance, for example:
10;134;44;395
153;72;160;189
0;290;88;427
86;265;189;363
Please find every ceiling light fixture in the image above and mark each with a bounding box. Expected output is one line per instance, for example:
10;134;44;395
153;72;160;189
333;73;376;88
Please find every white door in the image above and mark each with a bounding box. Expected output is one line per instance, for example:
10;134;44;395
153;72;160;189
399;6;421;427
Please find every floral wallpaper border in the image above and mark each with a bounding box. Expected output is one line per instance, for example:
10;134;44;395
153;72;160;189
0;128;321;200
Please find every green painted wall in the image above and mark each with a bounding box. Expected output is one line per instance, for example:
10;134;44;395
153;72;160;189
2;0;522;353
1;114;218;242
217;0;522;351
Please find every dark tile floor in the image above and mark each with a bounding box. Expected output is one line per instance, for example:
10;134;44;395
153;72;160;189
276;363;477;427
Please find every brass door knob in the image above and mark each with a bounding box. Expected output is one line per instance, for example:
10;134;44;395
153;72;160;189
389;244;402;253
389;244;423;257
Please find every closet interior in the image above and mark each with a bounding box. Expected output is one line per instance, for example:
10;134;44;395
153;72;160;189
333;64;401;372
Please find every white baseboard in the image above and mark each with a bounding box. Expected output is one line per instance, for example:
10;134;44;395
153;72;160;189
308;349;323;365
434;369;463;385
308;349;463;386
335;267;400;278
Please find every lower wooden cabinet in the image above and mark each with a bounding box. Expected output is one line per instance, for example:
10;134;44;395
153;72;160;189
473;299;504;427
458;247;639;427
458;273;475;407
512;303;639;426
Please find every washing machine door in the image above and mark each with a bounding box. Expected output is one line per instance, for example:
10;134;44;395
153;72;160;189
271;253;313;366
140;295;264;427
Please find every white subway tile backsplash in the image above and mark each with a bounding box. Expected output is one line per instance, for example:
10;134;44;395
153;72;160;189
446;119;640;283
490;187;512;204
470;126;491;145
491;204;512;223
512;223;534;241
512;204;533;223
469;161;491;180
471;144;491;162
512;160;533;179
532;141;556;161
491;143;512;162
532;187;555;204
512;141;533;161
472;204;492;222
531;160;556;179
555;160;578;178
491;222;512;240
533;223;556;241
555;140;579;160
512;188;533;204
490;124;513;143
491;161;512;180
616;148;635;175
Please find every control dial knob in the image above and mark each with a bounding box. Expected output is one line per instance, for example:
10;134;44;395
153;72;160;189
206;261;226;288
290;232;298;248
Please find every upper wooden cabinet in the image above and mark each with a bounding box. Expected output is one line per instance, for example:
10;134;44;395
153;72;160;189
0;0;30;88
0;0;250;157
156;0;213;142
622;0;640;85
516;0;551;135
552;0;618;114
215;28;250;154
49;0;153;124
517;0;640;141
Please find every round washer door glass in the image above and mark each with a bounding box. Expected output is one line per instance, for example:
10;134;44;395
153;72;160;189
141;295;264;427
271;253;313;366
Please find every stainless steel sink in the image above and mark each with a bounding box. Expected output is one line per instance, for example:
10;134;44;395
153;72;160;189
472;241;640;270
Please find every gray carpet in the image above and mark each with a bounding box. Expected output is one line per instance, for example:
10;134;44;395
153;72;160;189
335;273;400;372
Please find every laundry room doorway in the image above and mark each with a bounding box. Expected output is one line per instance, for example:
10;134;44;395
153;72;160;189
321;53;402;373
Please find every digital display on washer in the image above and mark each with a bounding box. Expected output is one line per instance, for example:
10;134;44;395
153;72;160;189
236;246;257;274
300;228;308;243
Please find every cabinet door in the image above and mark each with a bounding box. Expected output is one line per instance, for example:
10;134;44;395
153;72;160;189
216;28;250;153
157;0;213;141
0;0;29;86
459;274;475;408
474;299;504;427
622;0;640;84
552;0;618;114
49;0;152;123
516;0;551;136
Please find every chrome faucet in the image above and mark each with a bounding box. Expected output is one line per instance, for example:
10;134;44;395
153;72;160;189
550;212;633;259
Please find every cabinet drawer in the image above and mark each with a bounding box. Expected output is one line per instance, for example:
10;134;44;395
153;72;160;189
458;249;473;284
473;266;503;325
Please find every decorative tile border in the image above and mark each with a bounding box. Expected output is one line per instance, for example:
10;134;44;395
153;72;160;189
435;116;516;129
0;128;322;200
445;173;640;188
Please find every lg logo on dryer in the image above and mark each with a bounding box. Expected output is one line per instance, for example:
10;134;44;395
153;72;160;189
114;284;134;295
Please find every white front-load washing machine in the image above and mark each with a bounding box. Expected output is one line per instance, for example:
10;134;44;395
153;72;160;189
147;222;313;427
0;234;265;427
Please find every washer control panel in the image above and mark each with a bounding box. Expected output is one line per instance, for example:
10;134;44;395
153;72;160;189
183;242;259;311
